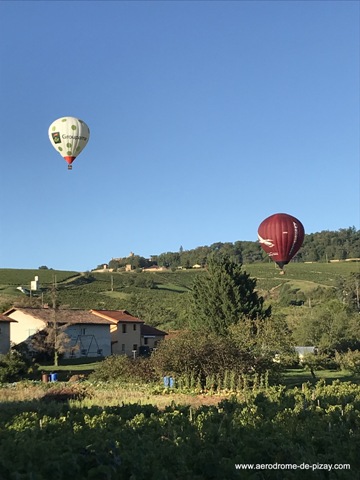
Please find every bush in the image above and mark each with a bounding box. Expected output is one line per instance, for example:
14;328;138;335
89;355;156;383
335;349;360;375
150;331;265;385
0;351;31;383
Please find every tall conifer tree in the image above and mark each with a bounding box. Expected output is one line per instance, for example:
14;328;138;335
190;254;271;336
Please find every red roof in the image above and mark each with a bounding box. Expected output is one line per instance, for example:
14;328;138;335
91;309;144;324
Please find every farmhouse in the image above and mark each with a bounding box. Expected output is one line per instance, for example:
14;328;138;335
4;307;113;358
0;315;17;355
91;309;143;356
3;307;167;358
90;309;167;355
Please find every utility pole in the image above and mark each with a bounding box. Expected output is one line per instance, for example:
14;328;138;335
51;275;59;367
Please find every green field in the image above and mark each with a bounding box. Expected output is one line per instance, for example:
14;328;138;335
0;261;358;329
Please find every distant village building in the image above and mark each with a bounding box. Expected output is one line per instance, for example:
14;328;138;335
143;265;167;272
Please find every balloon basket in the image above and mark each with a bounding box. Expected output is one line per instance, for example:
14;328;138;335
68;165;72;170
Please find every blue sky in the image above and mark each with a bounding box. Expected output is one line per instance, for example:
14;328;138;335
0;0;359;271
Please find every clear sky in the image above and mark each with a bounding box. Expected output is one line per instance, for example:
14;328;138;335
0;0;359;271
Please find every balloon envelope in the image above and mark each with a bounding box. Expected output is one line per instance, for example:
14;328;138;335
48;117;90;169
258;213;305;269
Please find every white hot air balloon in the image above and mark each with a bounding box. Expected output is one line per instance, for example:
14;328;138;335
48;117;90;170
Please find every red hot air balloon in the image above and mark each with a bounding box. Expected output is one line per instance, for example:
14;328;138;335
258;213;305;273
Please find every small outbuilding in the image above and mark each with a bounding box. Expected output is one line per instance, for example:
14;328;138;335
141;324;167;350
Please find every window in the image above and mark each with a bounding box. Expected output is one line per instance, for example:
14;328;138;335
144;337;148;345
80;328;86;335
133;324;136;331
133;344;138;351
122;324;127;334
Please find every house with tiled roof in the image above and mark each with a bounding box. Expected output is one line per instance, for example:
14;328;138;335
3;307;167;359
4;307;113;359
91;309;145;356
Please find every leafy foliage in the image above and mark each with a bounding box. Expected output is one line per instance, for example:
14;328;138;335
150;330;271;383
0;381;359;479
189;254;271;335
335;350;360;375
89;355;155;383
290;300;360;353
0;351;32;383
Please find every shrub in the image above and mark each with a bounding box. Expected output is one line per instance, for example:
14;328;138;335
335;349;360;375
89;355;156;383
150;330;265;386
0;350;31;383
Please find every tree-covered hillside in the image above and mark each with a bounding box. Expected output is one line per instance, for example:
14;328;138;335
106;227;359;269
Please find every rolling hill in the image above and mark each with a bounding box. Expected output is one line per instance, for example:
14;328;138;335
0;261;357;330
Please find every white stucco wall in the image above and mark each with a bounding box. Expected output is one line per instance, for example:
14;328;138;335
65;324;111;358
7;311;45;345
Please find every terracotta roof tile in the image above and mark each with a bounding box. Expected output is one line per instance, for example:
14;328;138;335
91;309;144;324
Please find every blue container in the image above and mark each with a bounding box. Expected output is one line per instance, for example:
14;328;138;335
163;376;170;387
169;377;174;388
50;373;58;382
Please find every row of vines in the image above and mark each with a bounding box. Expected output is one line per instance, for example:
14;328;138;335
0;380;359;479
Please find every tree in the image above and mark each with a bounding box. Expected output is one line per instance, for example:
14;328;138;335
189;254;271;336
337;272;360;312
229;313;294;359
30;277;72;366
30;322;72;365
291;300;358;353
0;350;31;382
